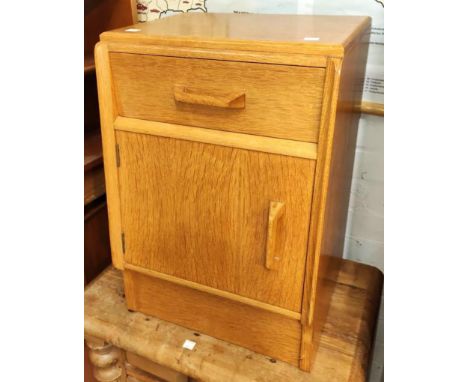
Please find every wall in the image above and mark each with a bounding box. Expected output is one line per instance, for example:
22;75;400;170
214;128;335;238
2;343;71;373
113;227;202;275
344;113;384;381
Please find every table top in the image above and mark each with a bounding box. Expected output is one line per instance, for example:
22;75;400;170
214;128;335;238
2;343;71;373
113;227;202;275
84;260;382;382
100;13;371;56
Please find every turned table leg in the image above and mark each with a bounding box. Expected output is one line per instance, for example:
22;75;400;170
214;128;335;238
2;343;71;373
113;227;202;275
85;336;125;382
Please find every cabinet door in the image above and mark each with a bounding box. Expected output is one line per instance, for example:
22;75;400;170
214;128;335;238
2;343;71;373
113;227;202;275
117;131;315;312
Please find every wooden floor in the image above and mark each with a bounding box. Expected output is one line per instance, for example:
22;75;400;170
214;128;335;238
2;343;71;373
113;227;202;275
84;260;382;382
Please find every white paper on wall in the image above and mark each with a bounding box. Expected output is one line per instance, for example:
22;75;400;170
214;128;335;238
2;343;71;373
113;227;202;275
305;0;384;105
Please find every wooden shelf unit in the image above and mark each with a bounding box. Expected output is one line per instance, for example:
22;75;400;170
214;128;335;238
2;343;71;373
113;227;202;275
84;0;136;283
84;3;138;381
84;54;95;75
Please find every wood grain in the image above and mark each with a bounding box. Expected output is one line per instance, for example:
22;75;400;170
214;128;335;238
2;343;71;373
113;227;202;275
299;57;340;371
117;130;315;312
110;53;325;142
265;201;286;271
301;26;371;371
358;101;384;116
124;269;303;367
125;263;301;320
95;14;373;372
84;336;124;382
84;342;98;382
84;130;103;172
84;130;105;205
84;165;106;206
126;367;163;382
114;116;318;159
95;42;124;270
84;199;112;283
84;261;383;382
126;352;188;382
173;85;245;109
84;71;100;133
100;13;371;57
107;43;328;67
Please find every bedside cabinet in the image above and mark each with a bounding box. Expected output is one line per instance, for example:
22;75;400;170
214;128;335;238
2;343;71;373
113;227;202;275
95;13;370;372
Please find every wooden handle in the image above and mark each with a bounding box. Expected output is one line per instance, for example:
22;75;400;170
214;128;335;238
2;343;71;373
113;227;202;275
174;85;245;109
265;201;285;271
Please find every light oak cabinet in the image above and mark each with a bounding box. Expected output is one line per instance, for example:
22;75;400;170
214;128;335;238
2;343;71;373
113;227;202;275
96;13;370;371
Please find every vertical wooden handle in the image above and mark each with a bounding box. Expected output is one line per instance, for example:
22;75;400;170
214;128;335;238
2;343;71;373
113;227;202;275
265;201;285;271
174;85;245;109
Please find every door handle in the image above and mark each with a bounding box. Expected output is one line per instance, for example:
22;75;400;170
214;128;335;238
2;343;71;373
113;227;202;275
265;201;285;271
174;85;245;109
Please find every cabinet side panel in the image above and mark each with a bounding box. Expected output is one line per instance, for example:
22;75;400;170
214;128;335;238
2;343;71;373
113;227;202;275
321;37;370;267
313;29;371;353
300;26;371;371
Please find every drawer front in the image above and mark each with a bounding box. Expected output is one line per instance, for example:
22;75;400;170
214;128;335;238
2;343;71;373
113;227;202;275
116;130;315;312
110;53;325;142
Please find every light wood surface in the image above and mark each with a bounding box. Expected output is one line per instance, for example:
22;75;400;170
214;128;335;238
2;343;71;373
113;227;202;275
110;52;325;142
95;14;372;371
124;269;303;366
125;263;301;320
298;57;341;370
85;335;125;382
126;366;163;382
117;130;315;312
358;101;384;116
114;117;318;160
107;42;328;67
173;85;246;109
101;13;371;57
84;260;383;382
296;22;370;369
305;28;371;371
265;201;286;271
95;42;125;270
126;352;188;382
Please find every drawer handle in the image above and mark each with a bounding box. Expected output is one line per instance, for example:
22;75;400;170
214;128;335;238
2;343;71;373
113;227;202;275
265;201;285;271
174;85;245;109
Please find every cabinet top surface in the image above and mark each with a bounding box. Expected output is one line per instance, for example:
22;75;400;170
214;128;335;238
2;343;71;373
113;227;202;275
100;13;370;56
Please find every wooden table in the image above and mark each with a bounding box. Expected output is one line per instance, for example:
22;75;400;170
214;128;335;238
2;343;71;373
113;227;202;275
84;260;383;382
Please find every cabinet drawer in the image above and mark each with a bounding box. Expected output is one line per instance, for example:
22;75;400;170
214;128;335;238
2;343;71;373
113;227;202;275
110;53;325;142
116;130;315;312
